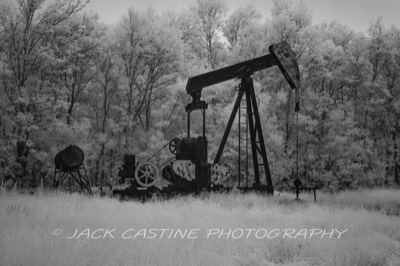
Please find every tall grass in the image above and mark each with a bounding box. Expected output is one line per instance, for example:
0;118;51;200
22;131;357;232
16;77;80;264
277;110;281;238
1;190;399;266
318;189;400;215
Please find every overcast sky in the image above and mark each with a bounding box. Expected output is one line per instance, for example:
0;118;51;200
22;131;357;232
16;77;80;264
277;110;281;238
86;0;400;32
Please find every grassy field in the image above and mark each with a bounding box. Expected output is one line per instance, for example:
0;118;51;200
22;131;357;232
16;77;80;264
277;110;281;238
1;189;400;266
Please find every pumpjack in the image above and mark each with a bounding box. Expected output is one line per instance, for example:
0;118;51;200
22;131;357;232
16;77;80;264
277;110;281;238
169;41;300;195
113;41;300;199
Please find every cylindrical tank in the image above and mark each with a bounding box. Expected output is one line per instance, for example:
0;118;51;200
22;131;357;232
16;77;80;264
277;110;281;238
54;145;84;172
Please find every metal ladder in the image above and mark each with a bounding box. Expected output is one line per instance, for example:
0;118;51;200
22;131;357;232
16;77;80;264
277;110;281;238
238;98;249;188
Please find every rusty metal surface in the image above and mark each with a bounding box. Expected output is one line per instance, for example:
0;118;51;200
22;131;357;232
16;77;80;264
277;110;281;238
161;164;196;190
118;154;136;178
172;160;195;181
211;163;232;184
54;145;84;172
269;41;300;90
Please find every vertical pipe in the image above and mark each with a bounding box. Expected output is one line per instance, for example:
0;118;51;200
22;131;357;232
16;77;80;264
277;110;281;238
296;87;300;200
296;109;299;186
187;111;190;138
202;109;205;139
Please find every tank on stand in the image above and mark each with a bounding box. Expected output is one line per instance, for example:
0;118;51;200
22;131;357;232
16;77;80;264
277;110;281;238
53;145;91;194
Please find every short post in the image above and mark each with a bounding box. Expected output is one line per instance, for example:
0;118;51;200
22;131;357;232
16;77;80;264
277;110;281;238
293;178;301;200
313;187;316;202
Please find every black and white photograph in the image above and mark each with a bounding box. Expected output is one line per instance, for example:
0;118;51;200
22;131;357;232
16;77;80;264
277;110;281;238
0;0;399;265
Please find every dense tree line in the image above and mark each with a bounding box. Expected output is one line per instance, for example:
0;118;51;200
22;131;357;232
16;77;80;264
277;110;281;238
0;0;399;191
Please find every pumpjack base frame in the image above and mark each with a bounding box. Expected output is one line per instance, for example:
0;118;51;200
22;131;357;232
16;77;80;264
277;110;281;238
112;184;272;201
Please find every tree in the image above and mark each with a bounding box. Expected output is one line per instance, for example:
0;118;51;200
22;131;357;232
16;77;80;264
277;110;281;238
344;34;369;119
0;0;88;188
113;8;182;152
377;25;400;185
0;0;398;191
223;4;261;48
86;40;120;186
1;0;88;105
268;0;313;172
54;13;103;125
190;0;227;69
231;21;271;62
